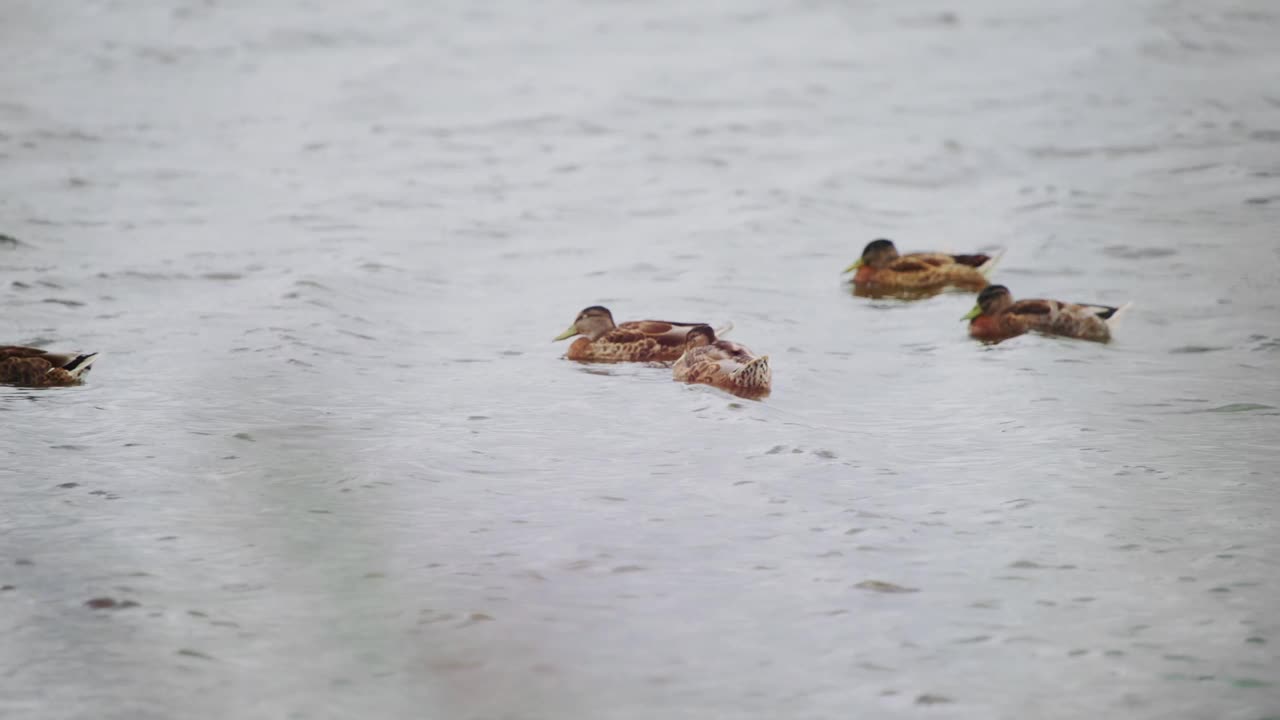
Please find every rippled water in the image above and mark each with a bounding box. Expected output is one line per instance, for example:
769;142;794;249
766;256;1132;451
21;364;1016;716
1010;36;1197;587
4;0;1280;717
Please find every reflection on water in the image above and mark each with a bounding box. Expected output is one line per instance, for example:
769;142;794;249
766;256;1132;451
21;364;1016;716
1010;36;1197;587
850;283;977;302
4;0;1280;718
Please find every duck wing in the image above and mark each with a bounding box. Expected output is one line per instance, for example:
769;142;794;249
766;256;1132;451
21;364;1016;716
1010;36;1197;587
885;258;935;273
949;253;993;268
1000;299;1057;331
673;345;729;383
617;320;708;347
1067;302;1123;320
0;346;93;369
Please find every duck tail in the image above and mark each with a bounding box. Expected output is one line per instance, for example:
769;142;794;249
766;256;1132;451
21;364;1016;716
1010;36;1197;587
729;354;771;390
978;249;1006;278
1102;302;1133;327
62;352;99;379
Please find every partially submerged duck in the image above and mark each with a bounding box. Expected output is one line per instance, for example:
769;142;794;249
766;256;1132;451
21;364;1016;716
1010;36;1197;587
0;346;99;387
554;306;725;363
844;238;1001;297
672;325;771;399
964;285;1129;344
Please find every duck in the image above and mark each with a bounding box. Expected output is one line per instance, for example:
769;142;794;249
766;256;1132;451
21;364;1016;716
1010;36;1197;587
843;238;1001;297
672;325;771;399
1;346;99;387
553;306;728;363
963;284;1129;344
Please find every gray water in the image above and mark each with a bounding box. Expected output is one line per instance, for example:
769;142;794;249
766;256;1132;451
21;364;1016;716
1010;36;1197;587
3;0;1280;718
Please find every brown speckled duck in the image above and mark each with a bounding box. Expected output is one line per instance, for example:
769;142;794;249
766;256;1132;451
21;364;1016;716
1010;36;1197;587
964;285;1129;344
0;346;99;387
553;306;727;363
672;326;771;399
844;238;1001;298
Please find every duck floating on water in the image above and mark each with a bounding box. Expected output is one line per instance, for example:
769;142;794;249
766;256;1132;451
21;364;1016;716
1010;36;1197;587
554;306;727;363
0;346;99;387
844;238;1001;298
672;325;771;399
964;284;1129;344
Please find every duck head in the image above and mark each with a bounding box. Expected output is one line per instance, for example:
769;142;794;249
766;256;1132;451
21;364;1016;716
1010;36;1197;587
553;306;617;341
682;324;717;348
843;238;900;273
963;284;1013;320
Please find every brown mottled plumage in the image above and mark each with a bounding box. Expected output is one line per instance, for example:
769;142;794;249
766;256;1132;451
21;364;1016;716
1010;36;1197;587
0;346;99;387
845;238;1000;298
672;326;771;399
553;306;718;363
964;285;1127;344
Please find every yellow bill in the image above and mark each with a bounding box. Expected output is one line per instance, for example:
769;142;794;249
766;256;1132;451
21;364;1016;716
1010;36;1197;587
961;304;982;321
553;325;579;341
842;258;864;274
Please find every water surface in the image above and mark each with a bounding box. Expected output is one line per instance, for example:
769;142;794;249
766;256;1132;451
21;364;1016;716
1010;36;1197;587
3;0;1280;718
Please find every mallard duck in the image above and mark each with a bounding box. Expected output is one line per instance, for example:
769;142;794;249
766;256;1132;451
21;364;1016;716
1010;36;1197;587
553;306;727;363
843;238;1001;297
963;285;1129;344
0;346;99;387
672;325;771;399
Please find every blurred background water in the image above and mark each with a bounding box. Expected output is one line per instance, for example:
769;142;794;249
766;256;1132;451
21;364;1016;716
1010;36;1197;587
2;0;1279;718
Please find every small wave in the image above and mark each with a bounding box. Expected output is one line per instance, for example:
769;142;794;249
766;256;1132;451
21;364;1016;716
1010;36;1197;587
1198;403;1276;413
1027;144;1159;158
1102;245;1178;259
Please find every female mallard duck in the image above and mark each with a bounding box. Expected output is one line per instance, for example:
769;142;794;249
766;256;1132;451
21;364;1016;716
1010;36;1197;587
963;285;1129;344
844;238;1001;297
553;306;727;363
672;325;771;399
0;346;99;387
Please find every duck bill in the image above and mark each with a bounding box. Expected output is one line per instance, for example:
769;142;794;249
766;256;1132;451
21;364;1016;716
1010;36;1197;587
553;325;579;341
961;305;982;321
842;259;864;274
